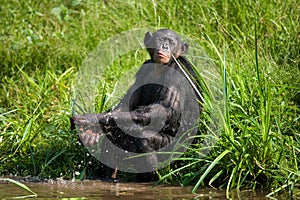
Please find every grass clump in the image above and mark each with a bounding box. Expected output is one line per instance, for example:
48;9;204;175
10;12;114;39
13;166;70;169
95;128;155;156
0;0;299;197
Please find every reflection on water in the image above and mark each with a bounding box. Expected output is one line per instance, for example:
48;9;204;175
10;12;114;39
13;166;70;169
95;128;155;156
0;179;280;199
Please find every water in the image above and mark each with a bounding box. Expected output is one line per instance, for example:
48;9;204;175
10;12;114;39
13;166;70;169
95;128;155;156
0;179;282;199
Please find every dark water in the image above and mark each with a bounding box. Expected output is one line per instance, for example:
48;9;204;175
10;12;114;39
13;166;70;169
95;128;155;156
0;179;284;199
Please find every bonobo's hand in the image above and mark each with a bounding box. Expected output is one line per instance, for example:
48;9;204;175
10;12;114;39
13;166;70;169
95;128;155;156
71;114;106;146
79;129;101;146
131;107;151;125
147;104;168;120
131;104;168;127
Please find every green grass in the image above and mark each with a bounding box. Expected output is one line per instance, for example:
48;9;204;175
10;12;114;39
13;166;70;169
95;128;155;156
0;0;299;198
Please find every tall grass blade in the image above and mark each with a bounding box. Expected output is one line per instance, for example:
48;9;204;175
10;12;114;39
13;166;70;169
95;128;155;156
192;149;230;193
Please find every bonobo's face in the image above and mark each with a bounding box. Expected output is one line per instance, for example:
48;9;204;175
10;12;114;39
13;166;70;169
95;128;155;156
144;29;188;64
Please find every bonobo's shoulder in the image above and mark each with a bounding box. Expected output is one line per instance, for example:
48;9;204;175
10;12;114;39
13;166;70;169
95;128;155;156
178;56;196;73
177;56;191;67
140;59;154;70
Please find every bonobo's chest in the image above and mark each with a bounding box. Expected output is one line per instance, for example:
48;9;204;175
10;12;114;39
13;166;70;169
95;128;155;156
139;62;180;85
132;62;180;106
138;83;168;105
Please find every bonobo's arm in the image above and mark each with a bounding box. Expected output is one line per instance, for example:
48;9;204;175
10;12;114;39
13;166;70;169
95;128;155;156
71;60;182;145
106;88;181;134
71;100;178;146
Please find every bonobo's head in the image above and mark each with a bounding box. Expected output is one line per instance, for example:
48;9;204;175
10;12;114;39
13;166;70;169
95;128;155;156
144;29;188;64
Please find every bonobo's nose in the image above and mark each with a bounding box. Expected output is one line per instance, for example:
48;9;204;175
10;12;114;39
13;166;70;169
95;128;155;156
162;43;170;51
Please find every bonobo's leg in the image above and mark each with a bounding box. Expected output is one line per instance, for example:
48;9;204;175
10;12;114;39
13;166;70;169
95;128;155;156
137;130;173;169
139;130;173;151
135;130;173;181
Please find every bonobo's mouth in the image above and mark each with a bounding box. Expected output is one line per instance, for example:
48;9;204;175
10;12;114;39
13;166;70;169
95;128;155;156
155;51;171;64
156;49;170;58
157;52;167;58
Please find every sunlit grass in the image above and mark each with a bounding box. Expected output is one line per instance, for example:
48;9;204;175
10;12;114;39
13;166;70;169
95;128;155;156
0;0;299;198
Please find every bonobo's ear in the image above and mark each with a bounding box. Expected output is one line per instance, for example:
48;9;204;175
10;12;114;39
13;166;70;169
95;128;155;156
180;42;189;55
144;32;153;47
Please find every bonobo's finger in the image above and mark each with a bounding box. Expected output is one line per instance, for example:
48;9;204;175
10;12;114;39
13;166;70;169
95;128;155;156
80;134;89;146
95;134;100;143
131;111;151;125
88;134;95;146
80;133;90;146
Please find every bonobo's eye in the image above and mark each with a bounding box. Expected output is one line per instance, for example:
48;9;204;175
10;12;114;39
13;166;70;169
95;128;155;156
159;37;165;42
169;39;175;46
167;36;177;46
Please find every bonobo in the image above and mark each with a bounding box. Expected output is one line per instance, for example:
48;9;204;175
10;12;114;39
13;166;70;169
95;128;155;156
71;29;201;180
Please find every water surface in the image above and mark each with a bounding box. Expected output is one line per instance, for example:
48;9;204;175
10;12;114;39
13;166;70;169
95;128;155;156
0;179;278;199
